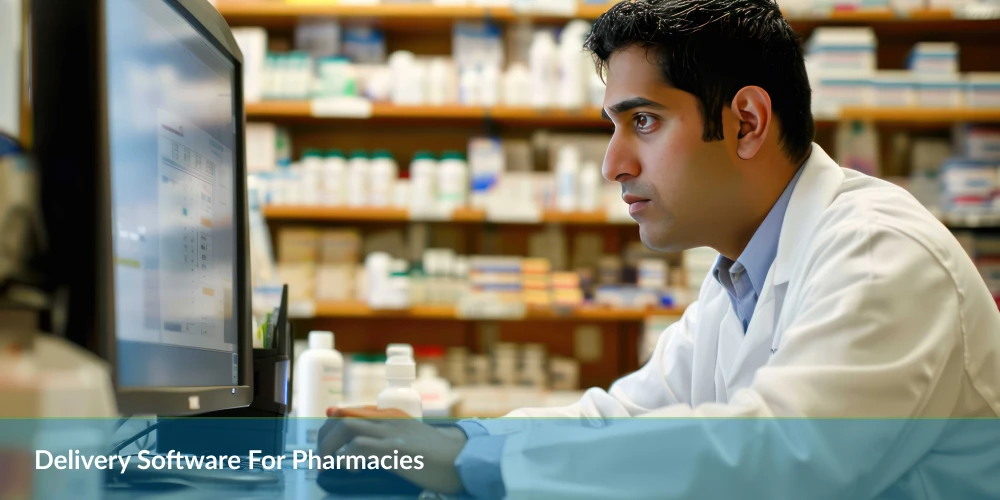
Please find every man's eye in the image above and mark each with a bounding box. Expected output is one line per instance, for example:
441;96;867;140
634;115;656;132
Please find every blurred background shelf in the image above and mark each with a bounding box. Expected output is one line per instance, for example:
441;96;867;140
307;300;682;321
218;3;1000;33
247;102;1000;127
246;101;610;127
262;205;638;225
234;0;1000;398
837;107;1000;124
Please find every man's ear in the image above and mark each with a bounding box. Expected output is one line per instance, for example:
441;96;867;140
729;86;772;160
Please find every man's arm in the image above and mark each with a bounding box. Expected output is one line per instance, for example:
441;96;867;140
495;222;966;499
450;298;701;498
468;295;702;439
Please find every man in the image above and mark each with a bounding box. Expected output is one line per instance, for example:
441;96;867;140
319;0;1000;497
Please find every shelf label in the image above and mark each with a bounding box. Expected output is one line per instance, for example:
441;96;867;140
310;97;374;119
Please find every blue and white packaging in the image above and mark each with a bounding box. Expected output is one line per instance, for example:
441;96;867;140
908;42;959;74
965;73;1000;108
941;158;999;212
874;70;917;107
813;72;873;116
806;27;877;73
957;126;1000;160
468;137;506;209
342;27;386;65
917;73;963;107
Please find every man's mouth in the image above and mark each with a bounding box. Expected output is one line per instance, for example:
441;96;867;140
623;194;651;216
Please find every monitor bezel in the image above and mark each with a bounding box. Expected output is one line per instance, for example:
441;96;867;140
32;0;253;416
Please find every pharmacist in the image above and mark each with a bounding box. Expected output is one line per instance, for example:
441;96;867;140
319;0;1000;498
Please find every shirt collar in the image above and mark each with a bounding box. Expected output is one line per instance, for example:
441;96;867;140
712;164;806;296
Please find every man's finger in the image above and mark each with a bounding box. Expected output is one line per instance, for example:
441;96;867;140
332;407;412;419
326;406;378;417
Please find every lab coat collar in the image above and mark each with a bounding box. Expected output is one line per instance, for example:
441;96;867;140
772;144;845;285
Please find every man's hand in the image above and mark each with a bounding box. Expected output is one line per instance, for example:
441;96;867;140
317;407;468;495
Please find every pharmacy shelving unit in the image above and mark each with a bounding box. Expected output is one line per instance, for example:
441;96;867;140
247;102;1000;128
223;1;1000;389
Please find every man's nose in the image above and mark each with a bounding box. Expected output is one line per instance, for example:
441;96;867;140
602;132;640;183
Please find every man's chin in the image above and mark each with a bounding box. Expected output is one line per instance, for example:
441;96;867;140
638;225;689;253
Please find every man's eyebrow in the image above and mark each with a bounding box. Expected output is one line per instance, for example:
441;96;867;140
607;97;666;115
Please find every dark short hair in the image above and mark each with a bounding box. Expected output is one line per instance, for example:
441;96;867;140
585;0;815;164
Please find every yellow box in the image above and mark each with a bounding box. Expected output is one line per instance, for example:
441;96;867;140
278;228;319;264
319;229;361;264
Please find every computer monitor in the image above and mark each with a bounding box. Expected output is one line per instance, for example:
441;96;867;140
32;0;252;415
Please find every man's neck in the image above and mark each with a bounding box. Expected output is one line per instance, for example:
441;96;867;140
712;160;802;261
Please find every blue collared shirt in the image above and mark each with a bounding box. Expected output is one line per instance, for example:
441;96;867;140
453;163;808;498
711;165;805;333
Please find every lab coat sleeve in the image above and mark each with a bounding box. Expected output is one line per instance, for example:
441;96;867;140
473;299;700;437
499;221;964;499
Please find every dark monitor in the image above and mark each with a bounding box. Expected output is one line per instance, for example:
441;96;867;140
32;0;252;415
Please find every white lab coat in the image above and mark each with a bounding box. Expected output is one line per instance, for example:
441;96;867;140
475;144;1000;499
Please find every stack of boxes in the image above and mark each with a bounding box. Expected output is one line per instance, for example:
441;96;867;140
807;27;877;117
317;230;361;301
910;42;962;108
551;272;584;307
941;127;1000;216
808;28;1000;113
276;228;362;304
521;258;552;307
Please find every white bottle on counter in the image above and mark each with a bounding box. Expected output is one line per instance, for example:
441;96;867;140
409;151;439;215
555;145;581;212
347;150;369;207
529;30;558;109
369;149;398;207
378;347;422;418
578;161;602;212
296;331;344;418
437;151;469;212
323;149;347;206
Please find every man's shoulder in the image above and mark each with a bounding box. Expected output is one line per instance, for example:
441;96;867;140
816;170;954;253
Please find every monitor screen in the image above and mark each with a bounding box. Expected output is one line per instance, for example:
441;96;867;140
105;0;239;389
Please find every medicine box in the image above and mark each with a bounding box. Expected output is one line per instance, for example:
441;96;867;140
806;28;877;73
916;73;962;108
873;71;917;107
958;127;1000;160
965;73;1000;109
278;228;319;264
908;42;959;74
319;229;361;264
315;264;355;301
813;73;873;115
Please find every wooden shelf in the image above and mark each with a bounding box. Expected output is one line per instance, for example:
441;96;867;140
263;205;410;221
837;107;1000;124
218;3;1000;32
247;101;1000;127
262;205;636;225
245;101;609;127
309;300;681;321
